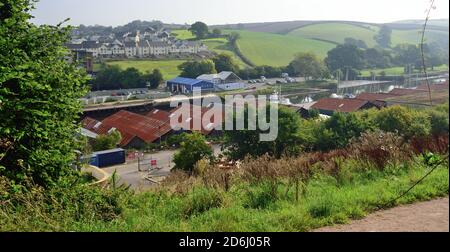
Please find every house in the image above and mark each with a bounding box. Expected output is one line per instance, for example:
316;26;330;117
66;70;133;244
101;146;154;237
166;77;214;94
355;92;401;108
81;111;173;149
311;98;377;116
197;71;242;85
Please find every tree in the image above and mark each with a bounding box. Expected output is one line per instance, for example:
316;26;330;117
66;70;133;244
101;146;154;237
178;60;216;78
344;37;368;49
173;132;213;173
374;25;392;48
92;64;122;90
147;69;164;89
121;67;144;89
287;52;327;80
314;112;368;151
364;48;392;69
211;28;222;38
0;0;88;186
223;106;303;160
325;44;364;80
212;53;239;73
189;21;209;39
392;43;422;68
92;131;122;152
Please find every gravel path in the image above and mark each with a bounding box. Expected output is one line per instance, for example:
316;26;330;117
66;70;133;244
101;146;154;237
315;197;449;232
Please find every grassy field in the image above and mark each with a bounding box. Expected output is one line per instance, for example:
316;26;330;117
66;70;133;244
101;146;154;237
105;60;185;80
288;23;379;47
201;37;248;68
288;22;449;48
226;30;336;66
171;29;196;40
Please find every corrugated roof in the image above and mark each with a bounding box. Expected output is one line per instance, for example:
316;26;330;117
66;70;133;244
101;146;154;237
416;82;449;91
167;77;207;86
356;92;400;101
311;98;370;113
145;109;171;122
389;88;427;96
169;105;224;135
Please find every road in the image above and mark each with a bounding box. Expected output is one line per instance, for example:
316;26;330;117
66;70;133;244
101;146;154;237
103;145;222;190
315;197;449;232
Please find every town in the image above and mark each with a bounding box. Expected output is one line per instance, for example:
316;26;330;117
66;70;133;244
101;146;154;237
1;0;449;236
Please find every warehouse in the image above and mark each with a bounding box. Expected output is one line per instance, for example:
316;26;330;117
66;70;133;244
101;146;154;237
167;77;214;94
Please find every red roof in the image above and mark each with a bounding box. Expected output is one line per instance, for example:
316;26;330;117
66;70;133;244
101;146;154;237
311;98;371;113
169;104;224;135
389;88;427;96
416;82;449;91
101;110;172;145
356;92;400;102
145;109;171;122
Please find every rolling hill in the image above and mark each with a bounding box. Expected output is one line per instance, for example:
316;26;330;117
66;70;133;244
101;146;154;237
226;30;336;66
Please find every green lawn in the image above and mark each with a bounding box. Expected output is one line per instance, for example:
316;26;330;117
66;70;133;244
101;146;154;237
226;30;336;66
106;60;185;80
289;23;379;47
171;29;196;40
201;37;248;68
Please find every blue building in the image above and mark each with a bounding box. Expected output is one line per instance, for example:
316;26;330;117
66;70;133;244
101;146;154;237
167;77;214;94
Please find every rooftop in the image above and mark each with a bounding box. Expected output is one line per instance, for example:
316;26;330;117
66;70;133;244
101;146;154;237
311;98;370;113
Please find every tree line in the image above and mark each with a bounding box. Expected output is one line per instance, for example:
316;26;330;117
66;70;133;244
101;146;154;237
91;64;163;91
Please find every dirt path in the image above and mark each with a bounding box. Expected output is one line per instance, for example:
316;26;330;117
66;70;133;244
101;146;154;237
315;197;449;232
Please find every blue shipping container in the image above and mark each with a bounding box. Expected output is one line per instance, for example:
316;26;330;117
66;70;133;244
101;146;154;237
87;148;126;168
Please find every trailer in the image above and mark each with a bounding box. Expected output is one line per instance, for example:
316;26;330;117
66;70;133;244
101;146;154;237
84;148;126;168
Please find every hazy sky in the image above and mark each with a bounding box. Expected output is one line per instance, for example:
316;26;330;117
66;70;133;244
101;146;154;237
32;0;449;26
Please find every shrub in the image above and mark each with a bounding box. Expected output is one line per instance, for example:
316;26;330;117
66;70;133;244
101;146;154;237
349;130;413;170
182;187;223;217
173;132;214;173
372;106;431;139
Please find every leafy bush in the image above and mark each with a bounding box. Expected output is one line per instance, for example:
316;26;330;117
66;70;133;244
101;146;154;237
173;132;214;173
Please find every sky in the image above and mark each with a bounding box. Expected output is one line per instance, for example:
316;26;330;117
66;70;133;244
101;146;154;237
31;0;450;26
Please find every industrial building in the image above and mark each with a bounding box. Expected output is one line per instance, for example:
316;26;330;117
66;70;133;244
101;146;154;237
166;77;214;94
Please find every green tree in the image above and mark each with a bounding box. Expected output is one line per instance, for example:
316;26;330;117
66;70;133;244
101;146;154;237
0;0;88;186
288;52;327;80
374;25;392;48
344;37;368;49
147;69;164;89
212;53;239;73
211;28;222;38
178;60;216;78
325;44;364;80
92;131;122;152
188;21;209;39
92;64;122;90
223;106;303;160
120;67;144;89
373;106;431;139
314;112;368;151
173;133;213;173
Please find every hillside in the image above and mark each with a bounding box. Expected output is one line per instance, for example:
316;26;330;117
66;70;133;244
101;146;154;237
226;30;336;66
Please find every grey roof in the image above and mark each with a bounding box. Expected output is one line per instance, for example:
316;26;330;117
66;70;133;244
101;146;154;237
148;41;169;47
197;71;241;81
66;43;83;50
81;41;101;49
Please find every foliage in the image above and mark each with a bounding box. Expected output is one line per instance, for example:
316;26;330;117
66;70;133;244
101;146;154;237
325;44;364;80
212;53;240;73
92;130;122;152
287;52;327;80
0;0;88;186
189;21;209;39
91;64;164;90
314;112;368;151
223;106;303;160
374;25;392;48
372;106;431;139
178;60;216;78
344;37;368;49
173;132;214;173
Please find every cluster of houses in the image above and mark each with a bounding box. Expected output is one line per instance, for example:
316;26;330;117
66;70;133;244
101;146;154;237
67;27;208;59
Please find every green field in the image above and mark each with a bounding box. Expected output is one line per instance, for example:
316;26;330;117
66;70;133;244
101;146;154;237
201;37;248;67
227;30;336;66
106;60;184;80
289;22;449;48
289;23;379;47
171;29;196;40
